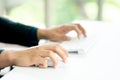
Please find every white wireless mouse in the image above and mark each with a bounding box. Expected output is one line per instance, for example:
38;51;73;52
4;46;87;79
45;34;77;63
47;58;65;67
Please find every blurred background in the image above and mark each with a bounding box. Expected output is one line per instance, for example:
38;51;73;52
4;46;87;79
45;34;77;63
0;0;120;28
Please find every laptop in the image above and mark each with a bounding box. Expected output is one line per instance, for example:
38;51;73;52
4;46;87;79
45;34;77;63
60;35;96;54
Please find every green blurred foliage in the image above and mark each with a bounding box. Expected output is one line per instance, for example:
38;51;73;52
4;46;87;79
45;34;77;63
51;0;82;25
105;0;120;8
7;0;120;27
8;0;45;26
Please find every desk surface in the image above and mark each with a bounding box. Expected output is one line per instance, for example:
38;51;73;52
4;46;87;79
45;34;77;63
1;21;120;80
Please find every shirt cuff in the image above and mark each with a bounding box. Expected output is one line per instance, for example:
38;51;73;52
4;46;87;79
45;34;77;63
0;49;4;54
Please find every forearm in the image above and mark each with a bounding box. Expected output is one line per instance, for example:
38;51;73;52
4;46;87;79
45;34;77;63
0;17;39;47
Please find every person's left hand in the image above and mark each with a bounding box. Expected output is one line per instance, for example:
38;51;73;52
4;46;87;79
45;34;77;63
37;23;87;42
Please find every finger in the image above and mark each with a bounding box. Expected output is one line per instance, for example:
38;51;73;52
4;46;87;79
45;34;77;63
57;45;69;57
61;24;82;38
48;44;68;60
57;25;73;33
59;35;71;41
75;26;82;38
75;24;87;37
39;59;47;68
55;47;67;63
39;50;58;68
49;44;68;63
70;25;82;38
48;52;58;68
32;56;47;68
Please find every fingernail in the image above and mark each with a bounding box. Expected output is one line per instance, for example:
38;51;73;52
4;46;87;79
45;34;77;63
67;54;69;57
54;65;57;69
63;58;67;63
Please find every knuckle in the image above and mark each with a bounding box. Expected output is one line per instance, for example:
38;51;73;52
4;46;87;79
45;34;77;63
47;50;52;53
75;23;80;26
34;46;40;50
54;60;58;65
53;44;60;49
62;25;66;28
75;25;78;29
47;51;53;56
72;24;77;28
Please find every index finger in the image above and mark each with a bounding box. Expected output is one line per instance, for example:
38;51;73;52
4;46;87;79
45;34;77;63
39;50;58;68
75;24;87;37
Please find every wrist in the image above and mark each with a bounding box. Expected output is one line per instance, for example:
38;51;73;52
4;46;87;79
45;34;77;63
0;50;14;68
37;29;48;40
8;50;16;66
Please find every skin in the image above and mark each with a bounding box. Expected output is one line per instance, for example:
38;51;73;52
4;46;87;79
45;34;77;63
0;44;68;69
38;23;86;41
0;23;86;69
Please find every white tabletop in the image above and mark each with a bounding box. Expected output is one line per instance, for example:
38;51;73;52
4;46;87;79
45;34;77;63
1;21;120;80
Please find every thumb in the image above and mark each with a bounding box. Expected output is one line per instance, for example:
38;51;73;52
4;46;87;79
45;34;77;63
32;57;47;68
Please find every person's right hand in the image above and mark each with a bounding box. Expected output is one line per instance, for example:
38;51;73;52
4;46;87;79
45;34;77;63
7;44;68;68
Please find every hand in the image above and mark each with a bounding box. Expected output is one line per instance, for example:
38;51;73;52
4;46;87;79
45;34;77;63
37;23;87;42
2;44;68;68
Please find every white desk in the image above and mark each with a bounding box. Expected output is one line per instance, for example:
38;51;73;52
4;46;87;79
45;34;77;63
1;21;120;80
